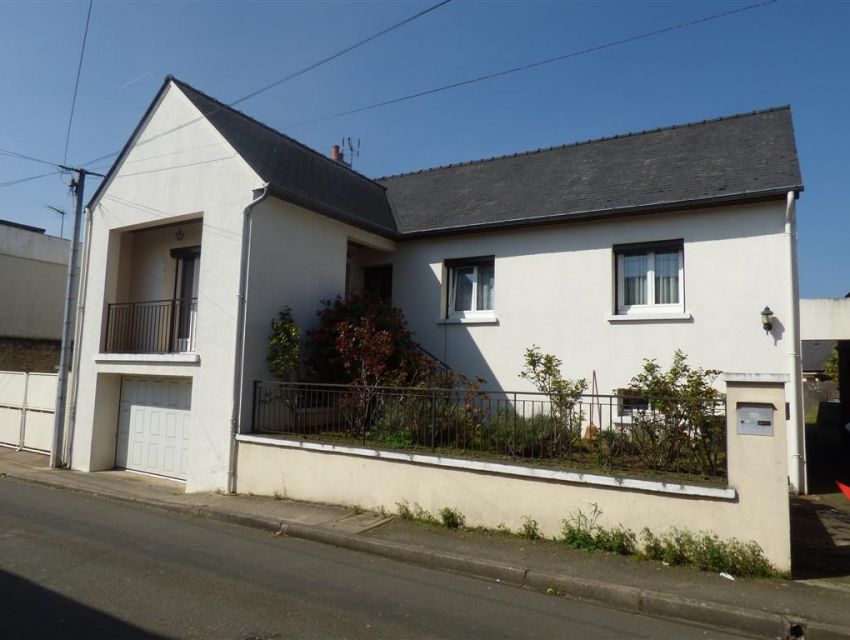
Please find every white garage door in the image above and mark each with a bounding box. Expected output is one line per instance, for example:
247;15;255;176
116;377;191;480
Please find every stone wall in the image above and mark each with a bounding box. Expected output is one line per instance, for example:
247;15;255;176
0;337;60;373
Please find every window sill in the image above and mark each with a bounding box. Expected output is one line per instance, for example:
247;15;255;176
606;312;692;323
95;352;200;364
437;315;499;326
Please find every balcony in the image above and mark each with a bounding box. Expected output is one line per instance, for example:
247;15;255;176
103;298;197;354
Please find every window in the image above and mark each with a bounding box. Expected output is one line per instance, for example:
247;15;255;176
616;388;649;417
614;240;684;315
446;256;495;318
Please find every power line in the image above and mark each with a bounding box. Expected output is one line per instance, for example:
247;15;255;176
63;0;94;165
81;0;452;167
231;0;452;108
0;146;62;167
282;0;778;131
0;170;62;190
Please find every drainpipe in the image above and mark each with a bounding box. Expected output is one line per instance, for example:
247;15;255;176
228;183;269;494
785;190;806;494
63;205;94;467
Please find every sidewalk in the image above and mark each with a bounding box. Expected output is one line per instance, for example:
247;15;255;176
2;448;848;640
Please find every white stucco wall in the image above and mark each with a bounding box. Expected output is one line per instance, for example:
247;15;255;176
71;81;263;491
0;224;69;340
392;202;791;396
800;298;850;341
239;198;395;426
238;379;791;570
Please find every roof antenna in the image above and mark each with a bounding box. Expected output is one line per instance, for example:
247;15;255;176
46;205;66;239
342;137;360;169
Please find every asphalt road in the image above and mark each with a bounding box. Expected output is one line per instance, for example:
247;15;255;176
0;478;749;639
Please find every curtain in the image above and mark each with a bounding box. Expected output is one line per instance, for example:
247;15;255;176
623;254;648;305
654;251;679;304
477;264;495;310
453;267;475;312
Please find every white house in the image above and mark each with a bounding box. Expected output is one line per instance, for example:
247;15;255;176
63;75;805;518
0;219;69;372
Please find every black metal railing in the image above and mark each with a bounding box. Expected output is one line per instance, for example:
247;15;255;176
252;381;728;482
104;298;197;354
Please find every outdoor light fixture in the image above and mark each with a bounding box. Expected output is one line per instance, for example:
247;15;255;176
760;306;774;333
175;227;185;241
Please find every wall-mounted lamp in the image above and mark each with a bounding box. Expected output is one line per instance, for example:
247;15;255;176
760;306;774;333
175;227;185;241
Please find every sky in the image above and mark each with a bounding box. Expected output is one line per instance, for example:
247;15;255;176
0;0;847;298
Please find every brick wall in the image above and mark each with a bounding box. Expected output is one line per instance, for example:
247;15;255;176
0;337;61;373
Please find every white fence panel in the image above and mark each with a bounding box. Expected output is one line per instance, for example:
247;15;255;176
0;371;56;453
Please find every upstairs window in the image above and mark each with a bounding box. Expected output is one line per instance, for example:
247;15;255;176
614;240;684;315
446;256;495;318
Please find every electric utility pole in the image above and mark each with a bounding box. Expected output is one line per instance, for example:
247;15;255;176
50;166;96;468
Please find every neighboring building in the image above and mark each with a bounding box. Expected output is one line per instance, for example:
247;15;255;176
65;77;806;495
801;340;836;382
0;219;69;372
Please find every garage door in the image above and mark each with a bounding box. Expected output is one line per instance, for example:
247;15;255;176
116;377;191;480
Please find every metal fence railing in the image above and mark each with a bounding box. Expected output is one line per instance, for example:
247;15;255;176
104;298;198;354
252;381;728;482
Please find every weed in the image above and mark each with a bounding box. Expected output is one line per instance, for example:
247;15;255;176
640;528;776;578
439;507;466;529
396;500;438;525
396;500;413;520
272;490;284;501
351;504;364;515
545;585;564;596
495;523;513;536
519;516;542;540
560;504;636;555
377;504;389;518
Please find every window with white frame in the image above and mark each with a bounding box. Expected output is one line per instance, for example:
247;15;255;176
445;256;495;318
614;240;684;315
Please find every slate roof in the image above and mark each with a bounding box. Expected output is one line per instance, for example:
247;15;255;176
802;340;836;373
378;107;803;236
93;77;803;240
171;79;398;236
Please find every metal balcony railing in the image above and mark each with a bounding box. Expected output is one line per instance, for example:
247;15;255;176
104;298;197;354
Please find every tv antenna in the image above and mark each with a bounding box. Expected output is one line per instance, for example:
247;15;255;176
342;137;360;169
46;205;66;238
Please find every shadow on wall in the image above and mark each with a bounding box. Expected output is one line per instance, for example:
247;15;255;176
0;568;164;638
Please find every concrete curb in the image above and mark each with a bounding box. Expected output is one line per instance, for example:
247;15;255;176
6;470;847;640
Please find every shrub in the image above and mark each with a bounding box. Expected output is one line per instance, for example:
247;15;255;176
306;294;419;385
267;307;300;380
628;350;725;476
439;507;466;529
519;346;588;447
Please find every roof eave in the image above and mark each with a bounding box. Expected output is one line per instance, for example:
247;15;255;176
266;185;401;240
397;186;804;240
85;76;175;211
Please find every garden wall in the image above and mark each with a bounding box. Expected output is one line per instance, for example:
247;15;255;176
236;375;792;570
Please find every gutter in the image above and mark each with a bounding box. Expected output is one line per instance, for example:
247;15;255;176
397;187;804;239
228;183;270;494
784;190;806;494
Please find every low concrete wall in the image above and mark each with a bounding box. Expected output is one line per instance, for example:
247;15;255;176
237;377;791;570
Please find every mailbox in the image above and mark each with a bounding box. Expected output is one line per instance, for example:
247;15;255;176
736;403;775;437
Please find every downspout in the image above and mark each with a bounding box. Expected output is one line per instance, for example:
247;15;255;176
785;190;806;494
63;205;93;467
228;183;269;494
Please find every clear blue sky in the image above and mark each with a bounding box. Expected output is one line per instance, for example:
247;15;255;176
1;0;847;297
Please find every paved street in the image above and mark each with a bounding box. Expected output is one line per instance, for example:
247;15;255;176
0;478;747;639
